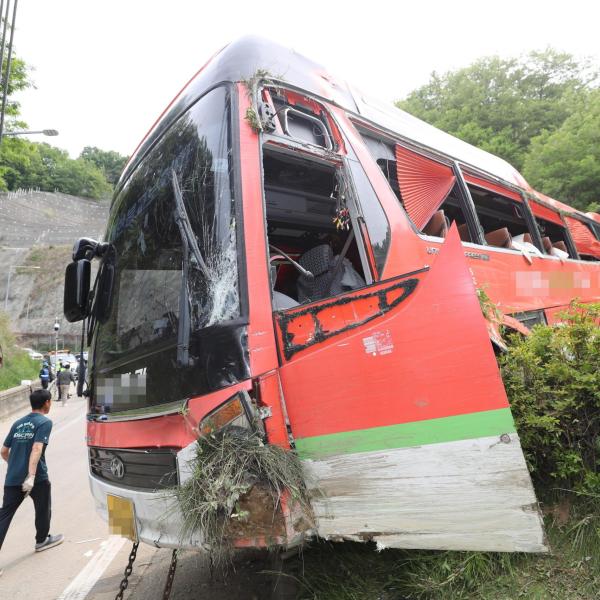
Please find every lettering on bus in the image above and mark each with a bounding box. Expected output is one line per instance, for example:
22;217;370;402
427;247;489;261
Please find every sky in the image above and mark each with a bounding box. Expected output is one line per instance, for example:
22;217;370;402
10;0;600;159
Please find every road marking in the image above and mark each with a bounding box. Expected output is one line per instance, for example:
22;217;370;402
56;536;126;600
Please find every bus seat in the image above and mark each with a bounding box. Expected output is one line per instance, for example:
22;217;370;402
553;241;568;253
485;227;512;248
422;210;449;238
297;244;343;302
522;233;533;244
457;223;471;242
541;236;553;253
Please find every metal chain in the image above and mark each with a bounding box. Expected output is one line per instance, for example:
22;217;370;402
161;549;179;600
115;541;139;600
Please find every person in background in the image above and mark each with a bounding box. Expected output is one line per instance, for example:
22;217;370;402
0;389;63;552
57;363;75;407
38;361;53;390
56;361;63;402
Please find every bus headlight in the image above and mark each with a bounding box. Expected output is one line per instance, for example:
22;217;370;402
199;394;247;437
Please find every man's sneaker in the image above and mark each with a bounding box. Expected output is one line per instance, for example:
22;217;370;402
35;534;64;552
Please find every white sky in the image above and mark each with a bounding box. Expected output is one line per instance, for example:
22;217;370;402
11;0;600;158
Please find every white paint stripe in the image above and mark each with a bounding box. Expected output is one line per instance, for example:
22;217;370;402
56;536;126;600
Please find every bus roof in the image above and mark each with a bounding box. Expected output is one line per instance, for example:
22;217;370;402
121;36;591;219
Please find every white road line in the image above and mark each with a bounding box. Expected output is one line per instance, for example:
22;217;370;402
56;536;126;600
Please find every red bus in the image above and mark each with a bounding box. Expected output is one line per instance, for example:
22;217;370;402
64;36;600;554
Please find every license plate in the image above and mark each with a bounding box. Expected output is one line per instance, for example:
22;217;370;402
107;494;138;541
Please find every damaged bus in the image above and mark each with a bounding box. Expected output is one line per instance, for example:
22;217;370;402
64;37;600;555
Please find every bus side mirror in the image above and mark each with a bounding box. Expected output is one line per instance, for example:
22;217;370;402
64;260;91;322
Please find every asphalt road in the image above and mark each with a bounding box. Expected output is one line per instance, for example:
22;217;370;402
0;389;298;600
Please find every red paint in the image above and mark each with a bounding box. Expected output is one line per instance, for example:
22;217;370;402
529;200;564;226
462;172;522;202
87;381;252;449
275;226;510;440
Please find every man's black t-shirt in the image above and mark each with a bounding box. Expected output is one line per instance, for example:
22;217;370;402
3;412;52;486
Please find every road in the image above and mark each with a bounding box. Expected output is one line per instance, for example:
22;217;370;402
0;391;298;599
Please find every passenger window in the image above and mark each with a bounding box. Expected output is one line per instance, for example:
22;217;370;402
529;200;576;259
564;217;600;261
359;132;470;240
262;150;369;310
467;185;530;250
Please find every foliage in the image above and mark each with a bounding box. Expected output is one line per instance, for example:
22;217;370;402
523;89;600;211
175;426;310;557
397;49;598;172
79;146;128;186
0;22;32;123
0;138;112;198
499;302;600;497
287;514;600;600
0;311;39;390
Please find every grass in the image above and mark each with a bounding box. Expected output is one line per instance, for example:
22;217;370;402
281;507;600;599
175;426;312;558
0;310;39;390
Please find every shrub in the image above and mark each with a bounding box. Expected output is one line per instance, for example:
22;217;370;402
499;302;600;498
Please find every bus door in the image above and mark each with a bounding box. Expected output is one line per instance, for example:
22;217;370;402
269;223;546;552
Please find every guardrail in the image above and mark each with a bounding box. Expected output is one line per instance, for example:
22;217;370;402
0;381;42;420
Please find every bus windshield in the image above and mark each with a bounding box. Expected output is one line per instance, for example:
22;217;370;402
91;85;247;414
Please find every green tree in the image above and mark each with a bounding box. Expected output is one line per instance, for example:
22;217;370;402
0;139;112;199
80;146;128;186
397;49;598;171
523;89;600;211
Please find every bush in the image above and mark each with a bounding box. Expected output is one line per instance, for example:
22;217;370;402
499;302;600;498
0;311;39;390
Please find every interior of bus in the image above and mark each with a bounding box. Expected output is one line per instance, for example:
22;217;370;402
262;150;367;309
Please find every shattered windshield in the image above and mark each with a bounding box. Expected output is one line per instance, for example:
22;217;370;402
92;86;246;412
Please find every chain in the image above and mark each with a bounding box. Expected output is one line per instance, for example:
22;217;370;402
162;549;179;599
115;541;139;600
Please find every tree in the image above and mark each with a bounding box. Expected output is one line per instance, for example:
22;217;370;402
396;49;598;171
523;89;600;211
80;146;128;186
0;139;112;199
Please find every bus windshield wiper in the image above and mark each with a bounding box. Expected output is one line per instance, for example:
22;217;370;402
171;169;207;366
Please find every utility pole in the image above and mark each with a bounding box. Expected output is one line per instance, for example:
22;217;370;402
0;0;19;144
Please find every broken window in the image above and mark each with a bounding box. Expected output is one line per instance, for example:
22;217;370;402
359;132;471;241
464;176;531;251
564;216;600;261
91;85;248;413
529;200;576;259
262;150;369;310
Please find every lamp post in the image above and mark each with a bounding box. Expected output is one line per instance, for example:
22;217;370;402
4;264;41;311
53;318;60;367
3;129;59;137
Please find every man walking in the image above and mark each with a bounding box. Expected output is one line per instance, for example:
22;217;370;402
57;363;75;407
0;389;63;552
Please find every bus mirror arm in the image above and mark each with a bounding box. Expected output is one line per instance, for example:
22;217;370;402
269;244;314;280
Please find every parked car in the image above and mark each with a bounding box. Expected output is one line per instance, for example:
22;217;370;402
20;347;44;360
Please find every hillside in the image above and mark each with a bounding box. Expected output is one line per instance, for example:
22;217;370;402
0;189;109;344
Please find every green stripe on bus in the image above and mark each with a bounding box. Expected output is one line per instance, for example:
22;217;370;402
295;408;516;459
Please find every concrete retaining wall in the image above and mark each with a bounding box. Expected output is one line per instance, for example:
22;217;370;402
0;381;41;420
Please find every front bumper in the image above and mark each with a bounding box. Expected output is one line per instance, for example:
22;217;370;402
88;440;205;550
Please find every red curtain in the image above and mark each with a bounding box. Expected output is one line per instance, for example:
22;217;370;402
564;216;600;257
395;145;456;229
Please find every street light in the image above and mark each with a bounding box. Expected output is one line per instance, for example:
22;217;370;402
53;318;60;369
4;129;59;137
3;265;41;311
